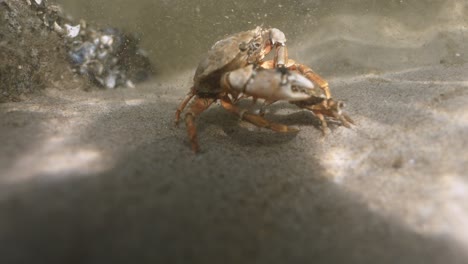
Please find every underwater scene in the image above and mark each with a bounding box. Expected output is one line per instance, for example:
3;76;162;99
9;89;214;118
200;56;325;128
1;1;467;263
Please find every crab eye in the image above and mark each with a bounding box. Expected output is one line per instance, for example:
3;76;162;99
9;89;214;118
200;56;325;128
253;42;261;49
239;42;248;51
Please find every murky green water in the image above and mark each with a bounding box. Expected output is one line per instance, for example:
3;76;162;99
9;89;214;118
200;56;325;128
55;0;467;76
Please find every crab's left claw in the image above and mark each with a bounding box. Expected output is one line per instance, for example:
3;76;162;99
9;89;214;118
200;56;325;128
225;65;316;103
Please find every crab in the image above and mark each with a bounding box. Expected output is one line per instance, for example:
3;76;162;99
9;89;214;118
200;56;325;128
175;27;354;152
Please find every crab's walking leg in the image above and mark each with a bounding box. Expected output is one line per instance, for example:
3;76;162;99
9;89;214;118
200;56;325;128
313;99;355;128
297;103;329;135
294;99;355;133
334;112;355;128
185;96;215;152
175;88;196;126
220;96;297;133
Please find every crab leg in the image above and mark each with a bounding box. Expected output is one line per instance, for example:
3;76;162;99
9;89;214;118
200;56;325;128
175;88;196;126
293;98;355;133
185;96;215;152
220;96;297;133
274;44;288;67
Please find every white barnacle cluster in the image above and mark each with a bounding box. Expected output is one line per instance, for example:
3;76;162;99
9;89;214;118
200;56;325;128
25;0;42;5
27;0;80;37
68;28;135;89
25;0;153;89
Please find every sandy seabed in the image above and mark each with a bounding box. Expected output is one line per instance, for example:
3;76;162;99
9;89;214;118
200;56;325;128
1;0;468;263
1;63;467;263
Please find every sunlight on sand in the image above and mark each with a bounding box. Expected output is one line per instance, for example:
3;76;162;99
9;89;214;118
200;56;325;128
2;136;107;184
321;147;368;184
317;81;468;249
323;150;468;249
429;176;468;247
125;99;146;106
322;146;468;250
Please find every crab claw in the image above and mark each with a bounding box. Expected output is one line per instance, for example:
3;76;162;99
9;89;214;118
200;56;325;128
269;28;286;46
267;28;288;66
225;65;315;103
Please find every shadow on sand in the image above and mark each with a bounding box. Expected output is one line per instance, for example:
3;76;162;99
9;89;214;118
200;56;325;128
0;99;466;264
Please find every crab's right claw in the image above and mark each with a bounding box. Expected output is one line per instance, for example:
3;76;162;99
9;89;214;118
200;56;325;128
226;65;317;103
